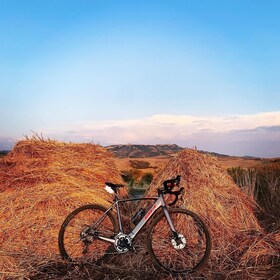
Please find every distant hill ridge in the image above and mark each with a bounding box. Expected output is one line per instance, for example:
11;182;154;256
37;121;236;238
106;144;266;160
2;145;266;161
0;150;9;157
106;144;184;158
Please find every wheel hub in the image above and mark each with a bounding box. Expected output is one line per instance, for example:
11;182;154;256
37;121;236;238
80;226;97;243
171;233;186;250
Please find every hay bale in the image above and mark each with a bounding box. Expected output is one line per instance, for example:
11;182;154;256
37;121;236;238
0;139;124;278
147;149;280;278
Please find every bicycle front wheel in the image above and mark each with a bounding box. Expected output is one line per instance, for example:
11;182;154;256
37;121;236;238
147;208;211;274
58;204;117;263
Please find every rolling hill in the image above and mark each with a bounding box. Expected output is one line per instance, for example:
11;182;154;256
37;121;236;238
2;144;279;169
106;144;279;170
106;144;183;158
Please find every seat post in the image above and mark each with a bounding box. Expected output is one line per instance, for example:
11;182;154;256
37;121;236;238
113;192;119;202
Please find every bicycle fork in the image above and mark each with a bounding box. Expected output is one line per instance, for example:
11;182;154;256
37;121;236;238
161;198;185;248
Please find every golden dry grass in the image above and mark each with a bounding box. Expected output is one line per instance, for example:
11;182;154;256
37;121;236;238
0;138;124;279
147;149;280;279
115;156;170;176
115;153;279;172
217;157;269;169
0;142;279;279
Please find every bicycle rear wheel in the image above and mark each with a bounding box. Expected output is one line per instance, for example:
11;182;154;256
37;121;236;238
58;204;117;263
147;208;211;274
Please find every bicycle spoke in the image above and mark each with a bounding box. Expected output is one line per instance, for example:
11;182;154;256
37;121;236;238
148;209;211;273
59;205;117;262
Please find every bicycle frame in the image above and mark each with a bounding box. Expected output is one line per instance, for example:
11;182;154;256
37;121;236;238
93;192;177;244
59;175;212;274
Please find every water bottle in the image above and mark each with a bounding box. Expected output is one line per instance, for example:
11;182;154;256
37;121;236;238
131;208;146;225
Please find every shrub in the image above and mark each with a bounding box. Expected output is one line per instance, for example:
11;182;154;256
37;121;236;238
129;160;151;169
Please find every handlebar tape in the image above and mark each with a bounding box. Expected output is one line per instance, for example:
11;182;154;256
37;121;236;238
163;175;181;191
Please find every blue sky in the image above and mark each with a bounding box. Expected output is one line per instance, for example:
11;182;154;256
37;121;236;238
0;0;280;156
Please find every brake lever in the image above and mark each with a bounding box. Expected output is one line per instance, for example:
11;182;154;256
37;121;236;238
168;194;178;206
168;187;184;206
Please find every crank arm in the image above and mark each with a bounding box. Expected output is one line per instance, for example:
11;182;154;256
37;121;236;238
98;236;115;244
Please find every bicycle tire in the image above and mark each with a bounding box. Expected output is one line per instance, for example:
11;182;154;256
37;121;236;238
58;204;117;263
147;208;211;274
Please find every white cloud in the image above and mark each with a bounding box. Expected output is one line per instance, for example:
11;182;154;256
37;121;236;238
37;111;280;156
150;112;280;132
2;111;280;156
0;137;17;150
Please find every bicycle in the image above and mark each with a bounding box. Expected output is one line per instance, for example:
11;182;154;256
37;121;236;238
58;175;211;274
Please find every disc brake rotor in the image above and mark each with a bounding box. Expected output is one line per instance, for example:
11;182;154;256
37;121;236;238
171;233;186;250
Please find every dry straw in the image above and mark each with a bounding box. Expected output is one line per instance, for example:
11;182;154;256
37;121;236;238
0;138;124;279
148;149;280;279
0;141;279;279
